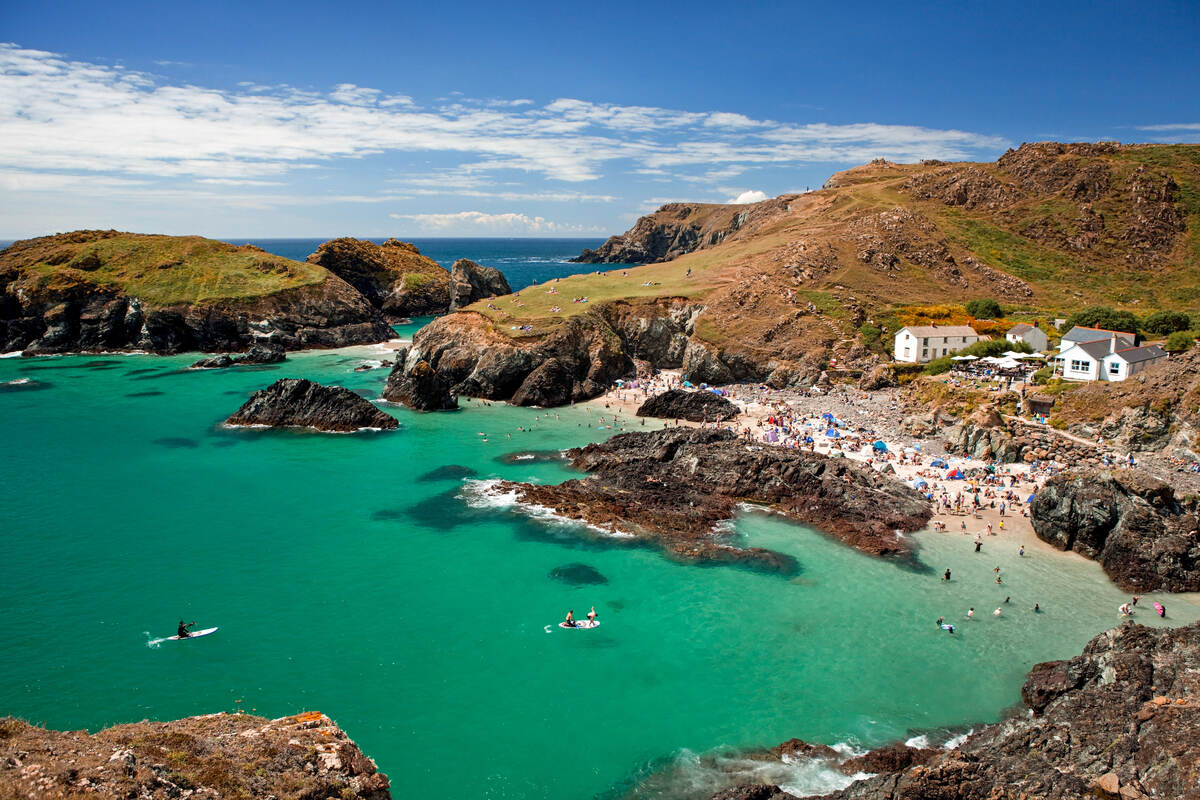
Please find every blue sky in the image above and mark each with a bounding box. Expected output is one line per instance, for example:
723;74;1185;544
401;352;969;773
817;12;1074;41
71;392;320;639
1;0;1197;238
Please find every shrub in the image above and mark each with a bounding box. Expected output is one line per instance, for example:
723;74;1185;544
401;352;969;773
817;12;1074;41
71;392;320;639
858;323;882;345
965;298;1002;319
1141;310;1193;336
1063;306;1139;335
1164;330;1197;353
923;356;954;375
1031;366;1052;384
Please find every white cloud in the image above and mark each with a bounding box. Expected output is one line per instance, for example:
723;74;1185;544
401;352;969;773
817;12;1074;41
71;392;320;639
1136;123;1200;131
728;189;769;204
387;210;597;234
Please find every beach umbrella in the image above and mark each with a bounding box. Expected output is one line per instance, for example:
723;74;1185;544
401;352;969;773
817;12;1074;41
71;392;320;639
825;429;840;438
873;440;888;451
946;469;964;479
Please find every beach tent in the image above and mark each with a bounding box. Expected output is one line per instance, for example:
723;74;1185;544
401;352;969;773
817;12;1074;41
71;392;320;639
766;430;779;443
803;436;814;444
911;478;928;489
945;469;964;479
930;458;948;468
872;440;888;451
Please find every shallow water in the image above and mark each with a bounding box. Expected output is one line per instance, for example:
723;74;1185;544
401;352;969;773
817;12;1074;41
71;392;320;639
0;344;1196;799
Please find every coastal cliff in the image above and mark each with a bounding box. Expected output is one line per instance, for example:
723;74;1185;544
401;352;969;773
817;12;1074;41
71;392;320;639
1030;470;1200;591
306;237;451;317
0;231;392;355
712;620;1200;800
494;427;931;569
385;142;1200;410
0;711;390;799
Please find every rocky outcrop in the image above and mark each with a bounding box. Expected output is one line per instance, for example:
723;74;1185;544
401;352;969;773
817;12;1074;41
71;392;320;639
1030;470;1200;591
226;378;399;432
382;348;457;411
572;197;797;264
191;343;285;369
715;620;1200;800
448;258;511;311
856;364;896;391
0;711;390;799
636;389;739;422
0;232;393;355
306;237;451;317
495;427;931;570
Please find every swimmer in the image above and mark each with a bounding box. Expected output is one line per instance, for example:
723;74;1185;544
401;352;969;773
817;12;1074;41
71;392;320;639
1018;545;1025;556
993;608;1002;617
943;569;951;581
974;539;982;553
1033;603;1040;613
996;575;1003;584
1155;602;1166;618
967;607;975;620
1004;596;1010;604
937;616;945;627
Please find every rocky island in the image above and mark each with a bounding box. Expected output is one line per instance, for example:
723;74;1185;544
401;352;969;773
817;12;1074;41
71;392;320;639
495;427;930;570
712;620;1200;800
226;378;399;432
0;711;390;799
637;388;740;422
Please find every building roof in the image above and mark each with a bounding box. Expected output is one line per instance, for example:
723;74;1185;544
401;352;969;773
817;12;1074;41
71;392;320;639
899;325;979;338
1007;323;1036;335
1111;344;1167;364
1066;340;1113;360
1061;325;1135;345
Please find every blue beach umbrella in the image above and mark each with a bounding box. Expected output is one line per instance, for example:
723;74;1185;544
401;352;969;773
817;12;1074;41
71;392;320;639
872;440;887;451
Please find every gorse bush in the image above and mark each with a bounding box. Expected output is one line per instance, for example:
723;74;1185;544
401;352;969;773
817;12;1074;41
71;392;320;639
965;298;1002;319
1141;310;1193;336
1164;330;1198;353
1062;306;1140;334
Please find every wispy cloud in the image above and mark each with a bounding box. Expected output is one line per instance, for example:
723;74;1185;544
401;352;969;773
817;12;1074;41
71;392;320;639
388;210;599;234
1136;123;1200;131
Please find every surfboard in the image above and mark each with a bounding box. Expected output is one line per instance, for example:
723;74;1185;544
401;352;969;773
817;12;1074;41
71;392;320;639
558;620;599;629
167;627;218;640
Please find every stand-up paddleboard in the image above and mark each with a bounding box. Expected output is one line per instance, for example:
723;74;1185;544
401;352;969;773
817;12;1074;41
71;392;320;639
167;627;218;640
558;620;599;629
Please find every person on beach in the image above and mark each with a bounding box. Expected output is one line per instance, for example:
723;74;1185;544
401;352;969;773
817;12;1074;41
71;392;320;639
177;620;194;638
564;610;577;628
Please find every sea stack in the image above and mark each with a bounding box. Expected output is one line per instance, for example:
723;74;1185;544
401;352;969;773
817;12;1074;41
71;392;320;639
226;378;399;432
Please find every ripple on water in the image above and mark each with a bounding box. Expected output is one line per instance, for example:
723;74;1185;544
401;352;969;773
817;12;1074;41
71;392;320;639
125;390;165;398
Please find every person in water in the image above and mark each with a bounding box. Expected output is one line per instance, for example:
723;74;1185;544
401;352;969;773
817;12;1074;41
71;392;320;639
1033;603;1040;613
586;607;597;625
177;620;194;638
943;569;951;581
564;610;576;628
1157;603;1166;618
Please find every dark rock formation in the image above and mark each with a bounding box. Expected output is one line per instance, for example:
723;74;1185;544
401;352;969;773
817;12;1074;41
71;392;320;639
856;364;896;391
448;258;511;311
636;388;739;422
191;342;285;368
548;563;608;585
836;743;936;776
417;464;478;482
306;237;451;317
496;427;930;570
716;620;1200;800
0;711;390;799
1030;470;1200;591
226;378;399;432
382;348;457;411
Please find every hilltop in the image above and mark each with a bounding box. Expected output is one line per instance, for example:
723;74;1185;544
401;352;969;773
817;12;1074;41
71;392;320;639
388;142;1200;408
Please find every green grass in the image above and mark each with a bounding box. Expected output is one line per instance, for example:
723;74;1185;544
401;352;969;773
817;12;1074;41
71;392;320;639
20;234;327;306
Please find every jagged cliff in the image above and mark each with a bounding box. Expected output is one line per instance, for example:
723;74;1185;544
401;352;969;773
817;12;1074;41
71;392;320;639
0;231;392;355
306;237;451;317
385;142;1200;410
0;711;390;799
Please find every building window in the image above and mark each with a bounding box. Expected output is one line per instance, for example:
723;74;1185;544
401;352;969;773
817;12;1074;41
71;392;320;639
1109;362;1120;375
922;349;928;359
903;347;911;358
922;338;928;346
1070;359;1088;372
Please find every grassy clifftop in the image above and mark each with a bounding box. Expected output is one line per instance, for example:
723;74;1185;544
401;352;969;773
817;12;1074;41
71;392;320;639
0;230;328;306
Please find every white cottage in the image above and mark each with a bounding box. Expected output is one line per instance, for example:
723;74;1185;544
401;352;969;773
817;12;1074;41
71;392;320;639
1055;333;1167;382
1005;323;1048;352
893;325;983;363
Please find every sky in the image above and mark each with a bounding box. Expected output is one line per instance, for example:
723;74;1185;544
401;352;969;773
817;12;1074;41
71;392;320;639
1;0;1198;239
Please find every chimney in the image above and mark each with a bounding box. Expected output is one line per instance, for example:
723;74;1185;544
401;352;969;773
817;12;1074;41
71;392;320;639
1110;333;1118;354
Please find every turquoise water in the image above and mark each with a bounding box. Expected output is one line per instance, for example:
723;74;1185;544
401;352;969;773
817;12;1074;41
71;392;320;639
1;344;1197;799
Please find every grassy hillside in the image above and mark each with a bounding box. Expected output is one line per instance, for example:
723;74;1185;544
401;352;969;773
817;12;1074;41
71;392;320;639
1;231;328;306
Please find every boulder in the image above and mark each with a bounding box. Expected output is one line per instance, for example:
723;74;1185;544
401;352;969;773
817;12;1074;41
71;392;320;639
190;342;285;369
511;358;574;407
857;364;897;390
226;378;399;432
636;389;739;422
383;354;457;411
448;259;512;311
191;353;235;369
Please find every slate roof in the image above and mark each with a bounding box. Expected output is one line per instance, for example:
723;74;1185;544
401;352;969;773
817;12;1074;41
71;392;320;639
900;325;980;338
1061;326;1135;346
1007;323;1035;335
1112;344;1167;364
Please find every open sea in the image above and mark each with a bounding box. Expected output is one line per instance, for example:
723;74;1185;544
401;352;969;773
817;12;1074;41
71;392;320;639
2;239;1198;798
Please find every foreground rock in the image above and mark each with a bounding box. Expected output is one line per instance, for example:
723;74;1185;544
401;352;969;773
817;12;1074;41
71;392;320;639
306;237;451;317
496;428;930;570
382;347;457;410
448;258;512;311
714;620;1200;800
191;343;286;368
636;388;739;422
226;378;399;432
0;231;393;355
0;711;390;799
1030;470;1200;591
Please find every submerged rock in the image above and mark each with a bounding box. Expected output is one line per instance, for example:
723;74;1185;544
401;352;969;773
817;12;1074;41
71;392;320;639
497;428;930;570
417;464;479;482
0;711;391;799
636;388;739;422
548;563;609;585
1030;469;1200;591
226;378;399;432
190;343;285;369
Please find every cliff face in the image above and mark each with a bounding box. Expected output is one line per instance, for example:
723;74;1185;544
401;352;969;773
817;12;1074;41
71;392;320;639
713;621;1200;800
496;427;931;569
448;258;512;311
1030;470;1200;591
0;231;393;355
306;237;451;318
0;711;390;799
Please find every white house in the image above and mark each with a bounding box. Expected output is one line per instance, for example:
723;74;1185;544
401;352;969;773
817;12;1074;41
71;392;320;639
1055;333;1167;382
893;325;984;363
1005;323;1048;352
